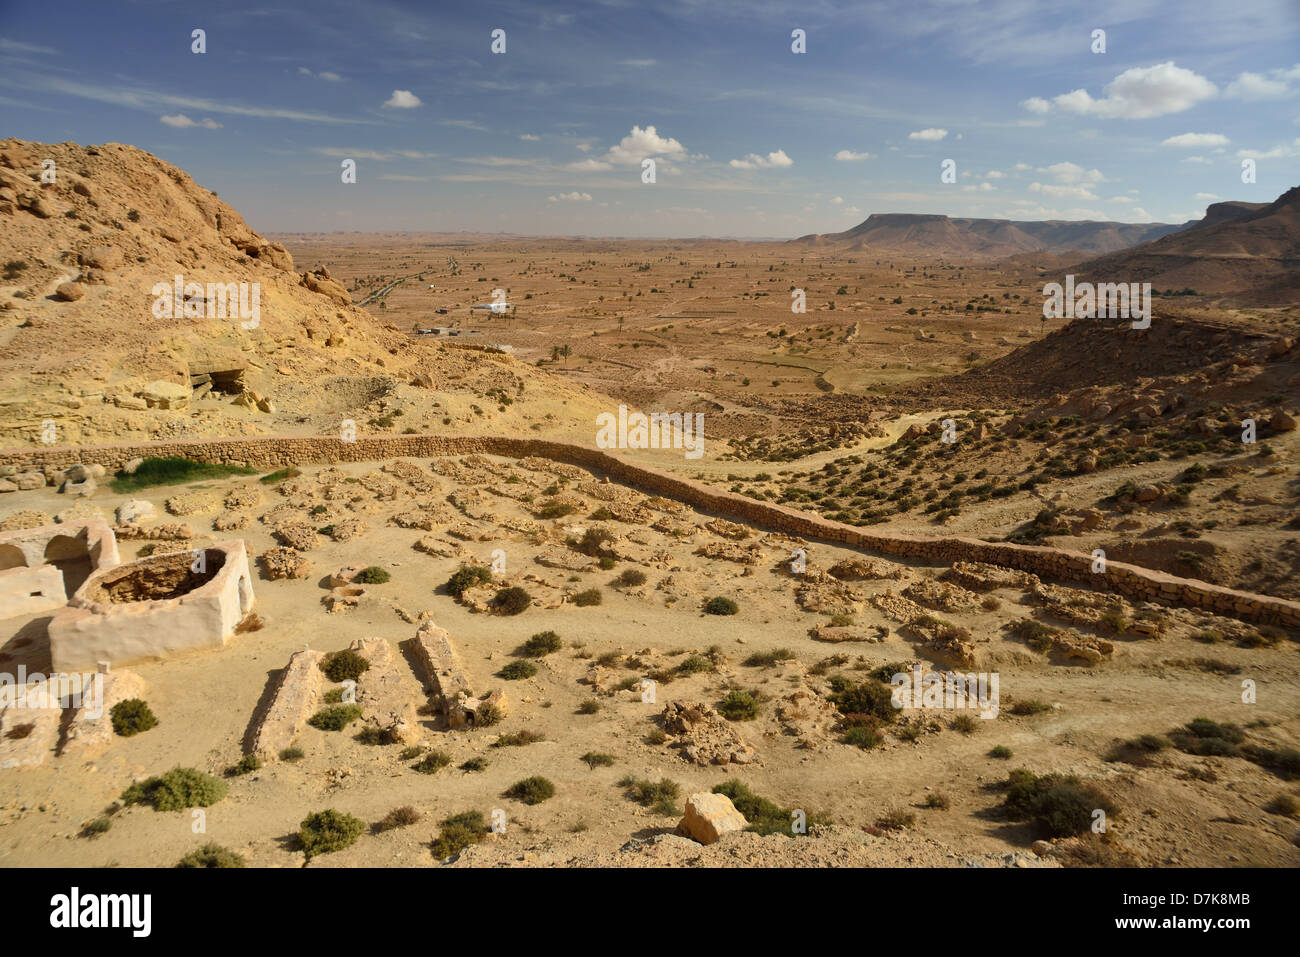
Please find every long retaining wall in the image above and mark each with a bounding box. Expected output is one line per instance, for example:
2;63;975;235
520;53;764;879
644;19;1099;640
2;433;1298;629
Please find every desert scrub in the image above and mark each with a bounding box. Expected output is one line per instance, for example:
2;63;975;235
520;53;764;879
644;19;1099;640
432;811;488;859
259;466;302;485
279;745;305;762
874;809;916;831
842;721;883;750
474;701;504;727
618;568;647;587
308;704;363;731
742;648;795;668
573;588;603;607
412;750;452;774
111;698;158;737
176;843;245;868
505;776;556;805
950;713;981;735
446;564;493;598
1265;794;1299;818
989;745;1014;760
704;596;739;616
1106;734;1171;766
498;661;537;680
493;730;544;748
827;675;896;722
109;456;256;493
923;793;951;810
522;630;562;657
459;756;489;772
1007;619;1055;654
225;753;262;777
353;566;390;584
676;654;714;675
374;806;422;833
80;817;112;838
355;725;403;745
1001;768;1119;838
494;586;533;615
717;689;760;721
122;767;227;811
581;751;615;769
298;809;365;859
1167;717;1244;757
320;649;370;683
1009;699;1053;717
577;699;602;714
712;780;826;837
571;526;616;558
619;776;679;815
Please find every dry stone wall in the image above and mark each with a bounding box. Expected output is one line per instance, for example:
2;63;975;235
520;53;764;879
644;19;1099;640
2;433;1297;629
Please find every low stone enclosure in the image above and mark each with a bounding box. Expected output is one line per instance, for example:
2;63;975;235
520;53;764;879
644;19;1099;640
47;540;255;673
0;668;145;769
2;433;1298;629
0;520;120;619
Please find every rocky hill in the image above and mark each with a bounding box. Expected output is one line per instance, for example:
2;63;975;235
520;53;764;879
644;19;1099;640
0;139;611;450
1070;186;1300;305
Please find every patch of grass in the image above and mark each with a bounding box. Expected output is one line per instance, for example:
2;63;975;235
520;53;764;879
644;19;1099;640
355;725;402;746
122;767;227;811
412;750;451;774
742;648;795;668
1168;717;1245;757
573;588;603;607
494;586;533;615
298;809;365;859
505;776;556;805
493;730;545;748
225;753;262;777
577;699;602;714
320;649;370;683
581;751;615;769
989;745;1014;760
1009;699;1053;716
459;756;488;772
431;810;488;859
571;526;616;558
374;806;422;833
522;631;562;657
446;564;493;598
354;566;390;584
827;676;897;722
676;654;714;675
308;704;363;731
1002;768;1120;837
842;722;883;749
619;776;680;816
618;568;647;587
259;466;302;485
717;689;760;721
498;661;537;680
1008;619;1055;654
875;809;916;831
279;745;305;762
176;843;245;868
398;745;425;760
923;793;951;810
950;713;981;735
110;456;257;493
704;596;739;616
474;701;503;727
110;698;158;737
80;817;112;838
1106;734;1171;766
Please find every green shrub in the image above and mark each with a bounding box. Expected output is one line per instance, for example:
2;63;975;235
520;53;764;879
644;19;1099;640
827;677;896;722
354;566;390;584
446;564;493;598
505;776;555;805
320;649;370;683
499;661;537;680
618;568;647;587
842;723;882;749
1168;717;1244;756
577;699;601;715
176;843;245;868
597;556;617;570
989;745;1014;759
704;596;739;616
875;809;915;831
619;776;679;815
225;753;262;777
717;689;760;721
1009;699;1052;716
298;809;365;858
81;817;112;838
573;588;602;607
572;526;616;558
581;751;615;769
279;745;305;762
494;586;533;615
110;456;257;493
374;806;421;832
493;730;544;748
474;701;503;727
742;648;794;668
950;714;980;735
676;655;714;675
308;704;363;731
460;756;488;772
522;631;562;657
432;811;488;859
355;725;402;745
413;750;451;774
111;698;158;737
1008;619;1054;653
1002;768;1119;837
259;466;301;485
712;780;825;836
122;767;227;811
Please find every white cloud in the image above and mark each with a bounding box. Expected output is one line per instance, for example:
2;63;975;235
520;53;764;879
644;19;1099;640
619;58;656;68
316;147;390;160
984;170;1006;179
962;182;996;192
729;149;793;169
1013;162;1031;171
907;128;948;141
568;157;613;172
1162;132;1229;148
1236;138;1300;159
160;113;221;129
1029;182;1098;200
548;191;592;202
831;196;844;205
834;149;876;161
1020;97;1051;114
606;125;685;166
1225;66;1299;100
1195;192;1220;200
1040;161;1105;185
519;133;540;141
299;67;343;82
1031;62;1216;119
1106;196;1136;203
383;90;422;109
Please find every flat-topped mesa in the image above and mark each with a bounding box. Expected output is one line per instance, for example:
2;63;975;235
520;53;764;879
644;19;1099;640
410;622;507;729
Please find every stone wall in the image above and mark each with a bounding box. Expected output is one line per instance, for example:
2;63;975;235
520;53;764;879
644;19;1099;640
2;433;1297;629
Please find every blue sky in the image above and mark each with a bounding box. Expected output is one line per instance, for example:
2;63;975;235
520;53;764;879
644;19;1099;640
3;0;1298;237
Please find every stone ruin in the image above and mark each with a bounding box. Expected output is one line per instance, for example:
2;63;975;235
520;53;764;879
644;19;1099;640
47;540;255;672
0;520;120;619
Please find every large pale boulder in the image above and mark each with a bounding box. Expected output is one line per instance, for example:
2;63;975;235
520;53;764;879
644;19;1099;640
678;792;747;845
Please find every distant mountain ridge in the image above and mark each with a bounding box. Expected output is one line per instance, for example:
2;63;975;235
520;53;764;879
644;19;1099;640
793;201;1267;259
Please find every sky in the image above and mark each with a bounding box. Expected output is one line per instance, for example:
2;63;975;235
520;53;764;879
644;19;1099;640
3;0;1299;237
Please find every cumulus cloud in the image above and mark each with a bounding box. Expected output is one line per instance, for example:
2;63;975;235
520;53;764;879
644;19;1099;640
1162;132;1229;148
383;90;422;108
1029;182;1099;200
1039;161;1106;185
548;191;592;202
160;114;221;128
1026;62;1216;119
729;149;794;169
1225;65;1300;100
984;170;1006;179
907;128;948;141
834;149;876;161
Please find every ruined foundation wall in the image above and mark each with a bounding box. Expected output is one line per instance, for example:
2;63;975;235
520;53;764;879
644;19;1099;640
2;434;1297;629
